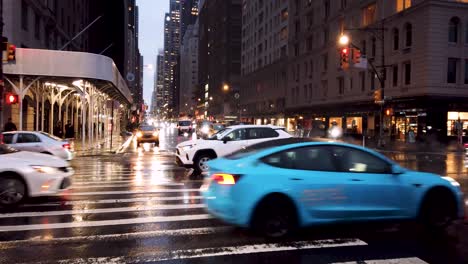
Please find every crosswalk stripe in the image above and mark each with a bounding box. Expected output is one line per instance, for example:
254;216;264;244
71;183;185;188
0;204;206;218
0;214;213;232
51;239;367;263
56;188;201;196
0;226;231;246
72;180;199;185
22;196;204;207
332;257;428;264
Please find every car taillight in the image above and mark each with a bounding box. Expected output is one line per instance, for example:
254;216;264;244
211;173;241;185
62;143;71;149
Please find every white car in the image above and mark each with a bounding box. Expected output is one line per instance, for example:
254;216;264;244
1;131;74;160
176;125;292;173
0;144;74;207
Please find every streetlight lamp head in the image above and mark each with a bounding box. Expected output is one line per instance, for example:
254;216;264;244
223;84;229;91
339;35;350;46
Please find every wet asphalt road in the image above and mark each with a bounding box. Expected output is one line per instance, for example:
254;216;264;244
0;128;467;264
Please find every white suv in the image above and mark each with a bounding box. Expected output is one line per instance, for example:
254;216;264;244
176;125;291;173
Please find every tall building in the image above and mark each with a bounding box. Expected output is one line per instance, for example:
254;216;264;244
162;0;182;117
179;23;199;116
180;0;199;40
3;0;90;51
240;0;289;126
282;0;468;140
198;0;242;120
155;50;165;113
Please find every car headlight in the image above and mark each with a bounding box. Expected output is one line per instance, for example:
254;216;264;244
442;177;461;187
153;131;159;137
181;145;194;151
31;166;58;174
201;126;210;134
136;132;143;138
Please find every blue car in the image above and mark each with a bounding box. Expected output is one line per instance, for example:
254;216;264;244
201;138;465;237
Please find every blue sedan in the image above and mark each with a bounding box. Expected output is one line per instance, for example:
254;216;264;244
201;138;465;237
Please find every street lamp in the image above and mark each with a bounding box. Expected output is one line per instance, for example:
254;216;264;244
223;84;229;92
338;34;350;46
209;96;213;101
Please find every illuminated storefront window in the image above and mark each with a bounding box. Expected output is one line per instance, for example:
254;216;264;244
346;117;362;134
447;111;468;136
329;117;342;128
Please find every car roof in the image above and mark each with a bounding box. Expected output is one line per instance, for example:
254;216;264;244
2;131;41;134
226;124;285;129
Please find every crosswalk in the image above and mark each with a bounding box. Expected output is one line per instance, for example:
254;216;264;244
0;149;433;264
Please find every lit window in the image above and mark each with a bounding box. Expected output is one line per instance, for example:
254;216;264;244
396;0;411;12
362;3;376;26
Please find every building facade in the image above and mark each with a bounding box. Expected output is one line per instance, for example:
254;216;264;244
179;24;199;116
180;0;199;41
198;0;242;120
240;0;289;126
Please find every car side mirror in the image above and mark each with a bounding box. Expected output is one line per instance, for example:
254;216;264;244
222;137;231;144
392;165;405;175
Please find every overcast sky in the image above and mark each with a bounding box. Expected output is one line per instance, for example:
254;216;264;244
136;0;169;105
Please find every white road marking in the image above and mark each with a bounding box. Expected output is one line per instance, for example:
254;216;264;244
56;188;201;196
0;204;206;218
71;183;185;188
0;214;212;232
51;239;367;263
332;257;428;264
71;180;184;186
22;195;204;207
0;226;229;246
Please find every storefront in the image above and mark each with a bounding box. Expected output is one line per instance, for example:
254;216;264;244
345;117;363;135
447;111;468;136
329;117;343;128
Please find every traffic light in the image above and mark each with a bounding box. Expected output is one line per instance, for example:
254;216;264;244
373;88;382;103
353;48;361;64
339;47;349;69
385;108;393;116
5;93;19;105
7;43;16;61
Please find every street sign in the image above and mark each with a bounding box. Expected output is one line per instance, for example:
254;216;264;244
374;100;384;105
353;56;368;69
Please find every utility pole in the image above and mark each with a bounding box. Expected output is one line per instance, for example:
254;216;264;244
378;19;386;147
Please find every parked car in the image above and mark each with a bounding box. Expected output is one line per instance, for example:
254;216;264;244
135;125;159;147
176;125;291;173
201;138;465;237
0;144;74;207
1;131;74;161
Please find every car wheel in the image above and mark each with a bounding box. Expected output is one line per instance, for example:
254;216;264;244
253;197;297;238
194;154;213;174
419;192;456;231
0;177;26;207
41;151;53;155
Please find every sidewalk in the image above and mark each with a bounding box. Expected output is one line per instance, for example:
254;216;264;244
71;134;126;156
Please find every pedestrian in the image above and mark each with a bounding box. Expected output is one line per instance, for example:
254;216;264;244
3;118;17;132
408;128;415;143
65;121;75;139
54;121;64;138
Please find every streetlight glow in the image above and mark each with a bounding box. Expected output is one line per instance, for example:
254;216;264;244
339;35;350;46
223;84;229;92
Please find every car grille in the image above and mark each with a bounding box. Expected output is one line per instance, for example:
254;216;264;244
58;167;71;173
60;178;72;189
176;149;180;155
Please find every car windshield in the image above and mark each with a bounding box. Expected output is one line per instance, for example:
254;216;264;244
213;124;224;130
0;144;19;154
140;126;156;131
179;121;191;126
40;132;62;141
207;128;231;140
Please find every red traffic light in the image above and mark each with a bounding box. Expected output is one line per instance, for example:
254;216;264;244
7;44;16;61
341;48;348;54
5;93;19;104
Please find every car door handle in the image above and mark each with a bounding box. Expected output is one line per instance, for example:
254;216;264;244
350;179;363;182
289;178;303;181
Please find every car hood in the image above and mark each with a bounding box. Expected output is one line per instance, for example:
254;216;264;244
4;151;69;167
177;139;207;147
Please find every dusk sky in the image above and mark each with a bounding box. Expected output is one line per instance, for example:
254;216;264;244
136;0;169;105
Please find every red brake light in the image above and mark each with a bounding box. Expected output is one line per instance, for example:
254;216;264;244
212;173;239;185
62;143;71;149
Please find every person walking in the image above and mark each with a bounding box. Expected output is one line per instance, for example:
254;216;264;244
65;121;75;139
53;121;64;138
3;118;17;132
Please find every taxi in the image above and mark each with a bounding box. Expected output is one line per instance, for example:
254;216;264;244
201;138;465;237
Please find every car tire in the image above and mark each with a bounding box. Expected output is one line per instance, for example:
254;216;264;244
194;153;214;174
0;176;27;207
419;191;456;232
253;197;297;238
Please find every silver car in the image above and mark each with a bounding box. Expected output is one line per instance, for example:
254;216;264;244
1;131;74;161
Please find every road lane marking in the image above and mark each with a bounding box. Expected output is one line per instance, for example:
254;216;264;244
332;257;428;264
0;214;213;232
0;226;230;246
49;239;367;263
0;204;206;218
71;183;185;188
72;180;198;185
55;188;201;196
22;196;204;207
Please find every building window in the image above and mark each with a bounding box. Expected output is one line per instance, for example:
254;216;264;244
324;0;330;20
465;60;468;84
21;0;29;31
405;23;412;47
323;27;329;45
350;77;353;91
281;8;288;22
363;3;376;27
392;65;398;87
360;71;366;91
322;53;328;72
404;62;411;85
371;37;376;57
280;27;288;41
466;20;468;44
370;72;375;90
341;0;347;10
304;85;308;99
34;13;40;40
338;77;345;95
361;40;367;55
447;58;459;84
396;0;411;12
306;36;313;51
449;17;460;43
393;28;399;50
